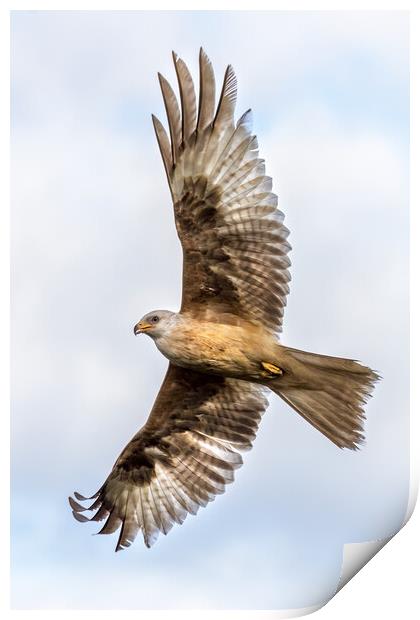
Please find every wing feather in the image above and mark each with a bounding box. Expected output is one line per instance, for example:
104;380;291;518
97;506;122;536
153;471;183;525
158;73;182;165
197;47;215;132
213;64;237;136
151;114;173;189
172;51;197;146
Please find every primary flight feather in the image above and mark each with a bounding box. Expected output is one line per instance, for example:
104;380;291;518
69;48;379;551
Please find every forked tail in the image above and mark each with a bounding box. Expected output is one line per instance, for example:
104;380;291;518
269;347;380;450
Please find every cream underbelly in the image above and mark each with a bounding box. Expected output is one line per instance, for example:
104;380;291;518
155;319;277;380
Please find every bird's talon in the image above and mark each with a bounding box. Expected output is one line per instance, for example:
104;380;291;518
261;362;283;376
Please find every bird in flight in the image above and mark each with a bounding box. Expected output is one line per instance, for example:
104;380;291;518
69;49;379;551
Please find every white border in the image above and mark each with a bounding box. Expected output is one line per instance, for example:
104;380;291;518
1;0;10;615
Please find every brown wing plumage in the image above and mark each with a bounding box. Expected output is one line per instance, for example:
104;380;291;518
69;365;268;550
152;48;291;333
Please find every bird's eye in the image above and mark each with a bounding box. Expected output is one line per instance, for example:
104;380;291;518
151;315;159;323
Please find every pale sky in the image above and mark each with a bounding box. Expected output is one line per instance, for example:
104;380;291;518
11;10;409;610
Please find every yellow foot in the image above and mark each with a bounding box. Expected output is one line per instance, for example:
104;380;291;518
261;362;283;377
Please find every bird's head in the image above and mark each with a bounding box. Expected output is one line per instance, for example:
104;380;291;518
133;310;176;339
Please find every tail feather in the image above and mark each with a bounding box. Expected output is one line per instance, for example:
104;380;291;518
270;347;380;450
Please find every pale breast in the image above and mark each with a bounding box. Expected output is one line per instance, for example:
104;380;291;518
155;318;269;378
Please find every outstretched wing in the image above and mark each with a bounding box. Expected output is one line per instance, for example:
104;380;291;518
69;365;268;550
152;49;291;333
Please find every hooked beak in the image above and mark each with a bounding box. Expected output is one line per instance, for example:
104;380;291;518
133;321;153;335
